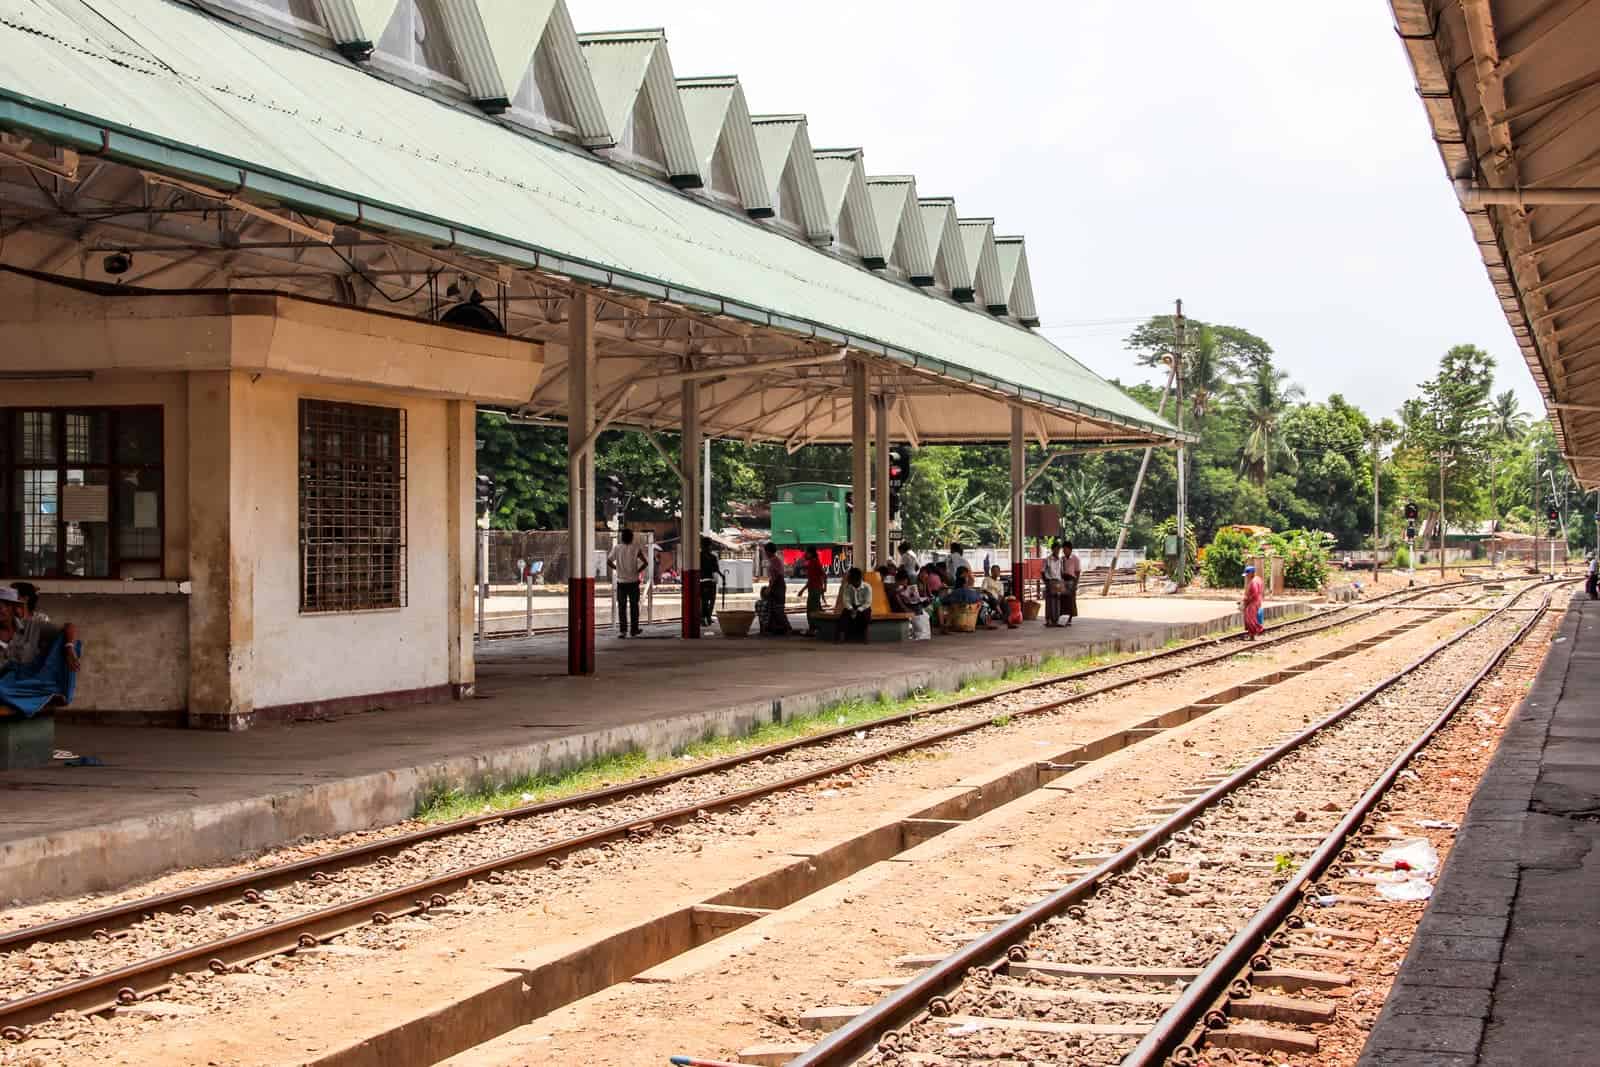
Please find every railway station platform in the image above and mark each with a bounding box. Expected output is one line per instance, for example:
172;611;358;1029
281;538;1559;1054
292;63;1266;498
1361;590;1600;1066
0;595;1303;904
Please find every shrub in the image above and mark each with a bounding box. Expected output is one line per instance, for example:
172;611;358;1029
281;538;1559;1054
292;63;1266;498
1394;544;1412;570
1279;529;1334;590
1149;517;1198;581
1202;528;1256;588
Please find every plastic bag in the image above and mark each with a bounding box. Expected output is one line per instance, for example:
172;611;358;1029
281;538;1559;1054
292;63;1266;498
1379;838;1440;875
909;613;932;641
1378;877;1434;901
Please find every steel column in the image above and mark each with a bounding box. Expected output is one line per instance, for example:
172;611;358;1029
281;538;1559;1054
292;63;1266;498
851;360;870;568
1010;406;1026;607
681;378;702;638
567;292;597;675
874;392;891;565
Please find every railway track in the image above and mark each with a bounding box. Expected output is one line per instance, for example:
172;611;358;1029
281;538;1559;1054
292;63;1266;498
0;578;1498;1040
773;578;1566;1067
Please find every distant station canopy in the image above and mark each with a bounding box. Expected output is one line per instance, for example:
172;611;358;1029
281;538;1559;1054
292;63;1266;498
1390;0;1600;488
0;0;1187;720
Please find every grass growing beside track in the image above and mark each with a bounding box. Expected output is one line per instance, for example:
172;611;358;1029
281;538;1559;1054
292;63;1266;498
414;639;1210;823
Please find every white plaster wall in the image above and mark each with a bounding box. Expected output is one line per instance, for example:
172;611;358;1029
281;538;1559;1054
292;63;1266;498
244;377;451;709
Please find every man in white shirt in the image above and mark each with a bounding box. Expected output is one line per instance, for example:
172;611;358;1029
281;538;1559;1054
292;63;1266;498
606;529;650;637
1042;541;1065;626
898;542;920;576
946;543;971;585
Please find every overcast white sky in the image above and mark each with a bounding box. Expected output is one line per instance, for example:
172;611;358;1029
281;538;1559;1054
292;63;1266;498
567;0;1539;419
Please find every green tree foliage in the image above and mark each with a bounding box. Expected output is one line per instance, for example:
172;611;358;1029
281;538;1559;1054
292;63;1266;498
474;324;1581;563
1201;527;1256;588
1058;468;1122;543
1238;363;1305;486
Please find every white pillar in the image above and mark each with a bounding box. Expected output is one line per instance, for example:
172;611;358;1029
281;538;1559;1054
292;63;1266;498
1010;406;1026;604
851;360;870;568
567;292;596;674
681;379;702;637
874;392;891;565
445;399;475;696
186;370;256;729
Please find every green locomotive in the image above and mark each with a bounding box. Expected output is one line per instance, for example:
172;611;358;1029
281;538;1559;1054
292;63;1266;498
769;482;871;571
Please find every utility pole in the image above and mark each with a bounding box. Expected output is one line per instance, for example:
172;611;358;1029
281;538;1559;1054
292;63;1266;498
1103;365;1175;596
1174;299;1188;588
703;439;712;534
1371;433;1381;578
1439;445;1447;579
1533;453;1542;575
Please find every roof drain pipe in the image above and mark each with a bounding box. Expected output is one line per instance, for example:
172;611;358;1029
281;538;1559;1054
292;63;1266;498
1455;179;1600;206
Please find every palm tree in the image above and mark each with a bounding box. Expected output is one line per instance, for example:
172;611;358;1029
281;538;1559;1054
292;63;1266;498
1185;325;1234;426
1488;390;1529;444
1238;363;1305;486
1482;391;1528;527
1058;469;1123;543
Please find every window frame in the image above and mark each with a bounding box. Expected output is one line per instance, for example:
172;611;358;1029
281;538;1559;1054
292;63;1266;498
297;398;409;615
0;406;166;580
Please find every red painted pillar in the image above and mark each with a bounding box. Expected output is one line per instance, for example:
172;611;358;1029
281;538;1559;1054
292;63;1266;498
568;575;595;674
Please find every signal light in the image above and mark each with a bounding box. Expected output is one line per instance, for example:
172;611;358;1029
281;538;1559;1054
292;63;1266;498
1404;502;1419;522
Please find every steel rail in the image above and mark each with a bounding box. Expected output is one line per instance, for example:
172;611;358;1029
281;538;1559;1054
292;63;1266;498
784;578;1554;1067
1126;580;1574;1066
0;590;1473;1033
1;587;1452;954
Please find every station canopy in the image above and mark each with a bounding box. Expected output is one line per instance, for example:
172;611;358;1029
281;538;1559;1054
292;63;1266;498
1391;0;1600;487
0;0;1183;449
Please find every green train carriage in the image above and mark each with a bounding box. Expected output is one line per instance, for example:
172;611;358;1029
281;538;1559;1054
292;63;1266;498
769;482;871;572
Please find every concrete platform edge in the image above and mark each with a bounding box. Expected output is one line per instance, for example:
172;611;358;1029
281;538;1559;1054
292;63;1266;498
1358;588;1587;1067
1;606;1295;903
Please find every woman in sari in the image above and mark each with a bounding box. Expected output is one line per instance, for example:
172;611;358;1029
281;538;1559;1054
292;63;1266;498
1242;564;1265;639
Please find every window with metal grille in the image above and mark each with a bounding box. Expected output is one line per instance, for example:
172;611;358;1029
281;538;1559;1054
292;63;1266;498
298;400;407;613
2;407;164;579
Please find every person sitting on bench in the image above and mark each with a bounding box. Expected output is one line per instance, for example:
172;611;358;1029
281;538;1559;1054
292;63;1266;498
836;567;872;644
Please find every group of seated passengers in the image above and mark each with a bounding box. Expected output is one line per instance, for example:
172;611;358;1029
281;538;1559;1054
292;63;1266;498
0;582;82;712
868;558;1008;634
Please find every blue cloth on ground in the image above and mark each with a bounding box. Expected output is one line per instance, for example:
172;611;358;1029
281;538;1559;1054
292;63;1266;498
0;635;79;716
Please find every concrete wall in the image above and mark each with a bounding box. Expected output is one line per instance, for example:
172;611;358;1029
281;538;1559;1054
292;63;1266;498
245;376;454;711
3;374;193;714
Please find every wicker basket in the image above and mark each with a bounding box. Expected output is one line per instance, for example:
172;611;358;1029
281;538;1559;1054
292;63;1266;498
716;609;756;637
946;602;981;632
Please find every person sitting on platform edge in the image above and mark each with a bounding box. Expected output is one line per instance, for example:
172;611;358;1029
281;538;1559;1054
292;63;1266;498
945;568;985;614
895;570;932;640
0;587;81;716
837;566;872;643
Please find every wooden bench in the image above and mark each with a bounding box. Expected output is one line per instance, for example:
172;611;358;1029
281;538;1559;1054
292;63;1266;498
809;572;912;642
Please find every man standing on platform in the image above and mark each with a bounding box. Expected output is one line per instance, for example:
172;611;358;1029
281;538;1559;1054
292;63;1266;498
1042;541;1065;627
947;542;972;585
607;529;649;638
899;541;920;576
1061;540;1081;626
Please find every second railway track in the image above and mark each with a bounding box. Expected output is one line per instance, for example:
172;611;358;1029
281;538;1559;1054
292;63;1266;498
0;577;1512;1041
775;578;1568;1067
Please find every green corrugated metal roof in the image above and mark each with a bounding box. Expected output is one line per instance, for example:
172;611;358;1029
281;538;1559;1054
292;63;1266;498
0;0;1185;441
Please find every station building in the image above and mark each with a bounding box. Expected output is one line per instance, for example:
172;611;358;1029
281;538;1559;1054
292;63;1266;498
0;0;1186;730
